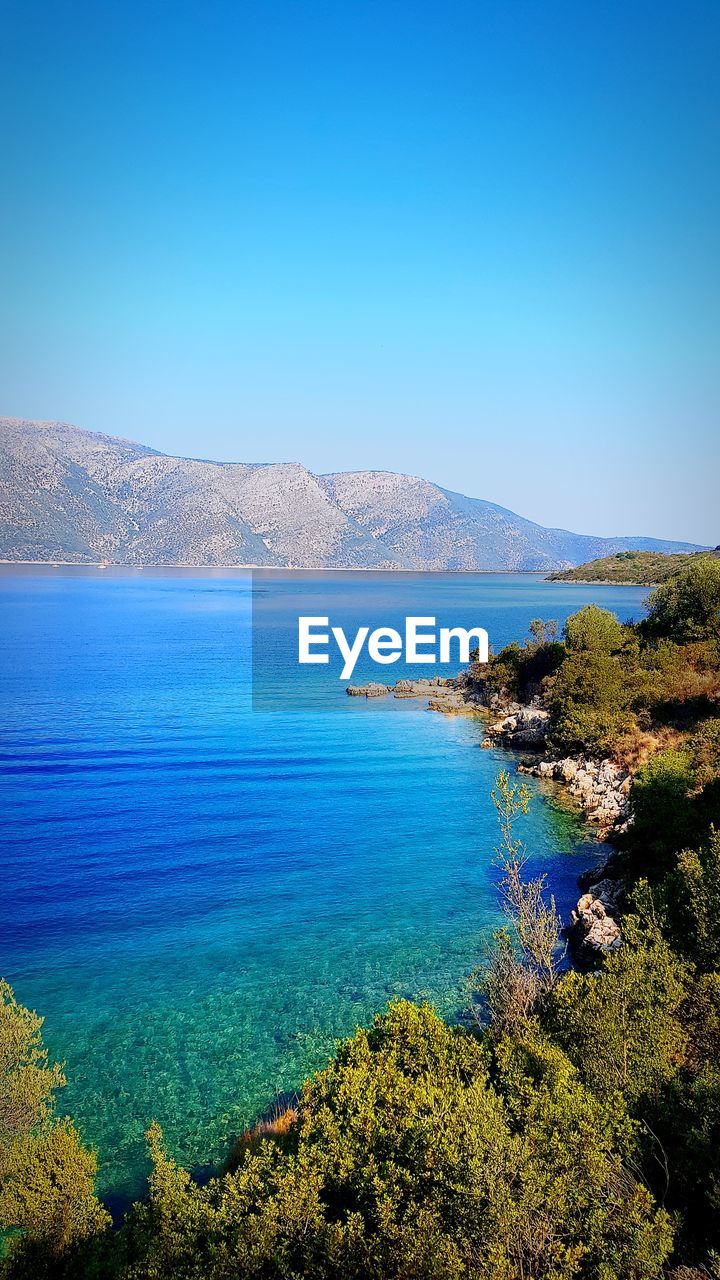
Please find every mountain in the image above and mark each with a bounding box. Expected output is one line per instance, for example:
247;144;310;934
0;417;707;569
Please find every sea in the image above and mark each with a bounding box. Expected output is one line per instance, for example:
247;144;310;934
0;567;649;1205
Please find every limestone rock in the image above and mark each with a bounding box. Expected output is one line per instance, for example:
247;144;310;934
566;877;623;967
519;753;631;837
485;705;550;748
0;417;704;567
346;682;391;697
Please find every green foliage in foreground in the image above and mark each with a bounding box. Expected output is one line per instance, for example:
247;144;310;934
5;999;676;1280
117;1001;672;1280
547;549;720;586
0;981;110;1272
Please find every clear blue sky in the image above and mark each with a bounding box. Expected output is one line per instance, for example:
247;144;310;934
2;0;718;543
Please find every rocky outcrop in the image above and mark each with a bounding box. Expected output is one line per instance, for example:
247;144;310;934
346;675;483;714
346;682;392;697
483;704;550;749
476;698;633;958
427;690;475;713
481;699;631;835
393;677;456;697
566;877;622;967
518;755;631;837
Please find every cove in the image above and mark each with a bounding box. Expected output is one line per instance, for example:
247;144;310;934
0;568;650;1205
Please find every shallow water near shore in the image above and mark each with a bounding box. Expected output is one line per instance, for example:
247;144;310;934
0;568;649;1203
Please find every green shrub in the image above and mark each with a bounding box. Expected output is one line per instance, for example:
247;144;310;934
624;738;720;879
688;717;720;790
474;621;564;704
118;1001;674;1279
644;559;720;644
647;1062;720;1257
549;921;687;1109
0;981;110;1274
662;831;720;970
623;749;697;875
545;606;643;753
564;605;626;654
548;649;635;753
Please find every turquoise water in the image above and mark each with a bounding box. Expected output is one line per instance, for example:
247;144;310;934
0;569;649;1205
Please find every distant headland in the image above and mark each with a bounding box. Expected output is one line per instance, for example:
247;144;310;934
548;548;720;585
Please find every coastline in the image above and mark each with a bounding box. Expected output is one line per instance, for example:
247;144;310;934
0;561;668;585
0;560;548;575
347;674;627;966
546;578;660;586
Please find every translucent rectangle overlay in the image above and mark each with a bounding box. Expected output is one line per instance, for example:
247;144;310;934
251;570;490;712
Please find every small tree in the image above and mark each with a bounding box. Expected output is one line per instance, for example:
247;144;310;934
564;604;625;654
645;559;720;644
528;618;558;646
665;830;720;970
480;772;563;1037
547;606;638;752
624;749;697;876
0;981;64;1154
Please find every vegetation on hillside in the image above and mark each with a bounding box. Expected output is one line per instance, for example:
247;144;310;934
1;560;719;1278
475;557;720;759
547;548;719;585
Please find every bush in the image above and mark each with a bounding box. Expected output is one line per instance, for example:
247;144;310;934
623;749;697;876
0;1123;109;1262
473;621;564;705
662;831;720;970
647;1062;720;1257
564;605;626;654
545;606;643;753
0;980;64;1150
624;736;720;879
548;649;635;753
549;921;687;1110
121;1001;673;1280
644;559;720;644
0;981;109;1272
641;641;720;713
688;717;720;791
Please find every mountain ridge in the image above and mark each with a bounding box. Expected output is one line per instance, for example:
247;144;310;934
0;417;707;569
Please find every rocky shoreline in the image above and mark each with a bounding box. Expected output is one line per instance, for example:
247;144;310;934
346;675;484;714
347;674;629;966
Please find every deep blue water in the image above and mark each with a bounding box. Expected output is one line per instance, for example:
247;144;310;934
0;568;649;1202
